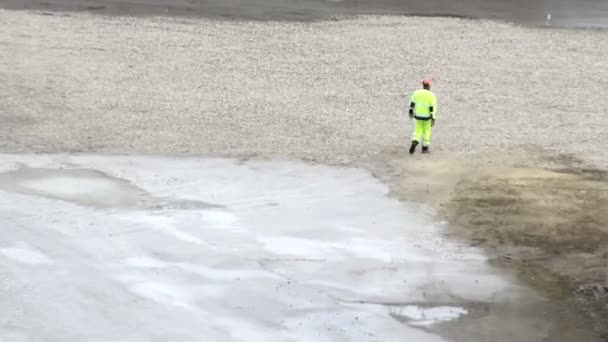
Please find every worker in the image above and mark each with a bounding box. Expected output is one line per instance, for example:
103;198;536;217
408;79;437;154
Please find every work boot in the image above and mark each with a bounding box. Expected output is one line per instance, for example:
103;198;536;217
422;146;430;154
409;140;419;154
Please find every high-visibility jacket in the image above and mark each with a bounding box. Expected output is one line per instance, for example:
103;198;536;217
410;89;437;120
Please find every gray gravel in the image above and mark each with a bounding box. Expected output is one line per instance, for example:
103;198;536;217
1;10;607;167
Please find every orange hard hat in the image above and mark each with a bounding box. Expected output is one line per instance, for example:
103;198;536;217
422;79;432;86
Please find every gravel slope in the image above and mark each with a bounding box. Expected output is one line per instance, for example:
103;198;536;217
1;10;607;167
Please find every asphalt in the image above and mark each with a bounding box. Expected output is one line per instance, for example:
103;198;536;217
1;0;607;27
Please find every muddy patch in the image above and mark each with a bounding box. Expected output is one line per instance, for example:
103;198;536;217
447;166;608;284
446;166;608;340
379;148;608;340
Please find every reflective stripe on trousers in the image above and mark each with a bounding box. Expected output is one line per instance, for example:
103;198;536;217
412;119;432;146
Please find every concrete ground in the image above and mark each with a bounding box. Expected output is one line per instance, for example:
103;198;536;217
0;154;593;342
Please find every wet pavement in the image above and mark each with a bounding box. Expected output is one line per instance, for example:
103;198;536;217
1;0;607;28
0;154;595;341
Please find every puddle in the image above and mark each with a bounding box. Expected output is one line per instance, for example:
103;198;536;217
0;165;220;210
0;245;53;265
390;305;469;326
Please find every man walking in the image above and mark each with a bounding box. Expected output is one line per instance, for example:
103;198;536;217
408;79;437;154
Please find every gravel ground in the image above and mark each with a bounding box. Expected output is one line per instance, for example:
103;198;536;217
1;9;608;167
2;10;608;340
